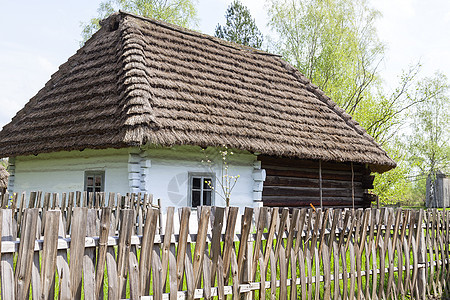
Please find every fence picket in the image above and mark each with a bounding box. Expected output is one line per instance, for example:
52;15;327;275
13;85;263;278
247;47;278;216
40;210;60;299
0;190;448;300
15;208;39;300
70;207;88;299
1;209;15;299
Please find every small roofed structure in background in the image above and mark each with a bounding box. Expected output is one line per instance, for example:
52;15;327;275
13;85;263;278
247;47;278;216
426;171;450;209
0;164;8;195
0;12;395;209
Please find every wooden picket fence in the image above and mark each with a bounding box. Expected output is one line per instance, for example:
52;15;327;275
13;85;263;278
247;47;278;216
0;191;449;299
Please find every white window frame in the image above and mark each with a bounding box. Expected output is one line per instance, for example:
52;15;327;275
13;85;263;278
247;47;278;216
188;172;215;207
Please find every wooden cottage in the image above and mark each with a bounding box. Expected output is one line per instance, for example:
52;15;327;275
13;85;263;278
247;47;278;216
0;12;395;209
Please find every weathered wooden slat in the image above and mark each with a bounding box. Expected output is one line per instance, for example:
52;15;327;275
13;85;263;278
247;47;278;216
16;192;26;236
70;207;88;299
237;207;253;283
209;206;225;286
106;206;119;300
40;210;60;299
169;244;178;300
348;241;356;300
152;246;163;300
129;245;141;300
185;244;195;300
95;207;111;298
161;207;175;288
263;208;278;268
193;207;210;289
83;209;98;300
65;192;74;235
15;208;39;300
175;207;190;290
1;209;15;299
140;208;159;295
222;207;239;281
56;211;71;300
279;245;288;299
117;209;133;298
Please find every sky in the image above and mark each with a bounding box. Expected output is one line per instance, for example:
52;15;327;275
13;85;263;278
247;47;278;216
0;0;449;129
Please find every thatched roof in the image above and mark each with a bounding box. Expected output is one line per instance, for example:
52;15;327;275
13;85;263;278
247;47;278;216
0;12;395;172
0;164;8;189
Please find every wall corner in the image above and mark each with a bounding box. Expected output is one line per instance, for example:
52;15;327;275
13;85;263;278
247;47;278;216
128;150;151;194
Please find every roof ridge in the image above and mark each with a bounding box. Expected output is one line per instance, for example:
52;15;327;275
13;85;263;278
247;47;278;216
116;11;281;58
110;13;160;144
279;59;394;164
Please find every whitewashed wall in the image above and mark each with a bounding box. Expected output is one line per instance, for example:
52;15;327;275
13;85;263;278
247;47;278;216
9;146;262;232
142;146;257;212
10;148;130;196
9;146;261;209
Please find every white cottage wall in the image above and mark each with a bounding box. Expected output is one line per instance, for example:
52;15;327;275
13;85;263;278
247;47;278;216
11;148;130;196
143;146;257;211
142;146;258;233
9;145;262;227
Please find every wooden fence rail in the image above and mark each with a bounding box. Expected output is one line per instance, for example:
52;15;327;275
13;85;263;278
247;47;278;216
0;191;449;299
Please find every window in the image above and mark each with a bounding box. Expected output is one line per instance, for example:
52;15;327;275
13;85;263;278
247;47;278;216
84;171;105;205
189;173;214;207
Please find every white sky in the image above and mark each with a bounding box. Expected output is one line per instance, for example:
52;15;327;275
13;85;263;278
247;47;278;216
0;0;449;129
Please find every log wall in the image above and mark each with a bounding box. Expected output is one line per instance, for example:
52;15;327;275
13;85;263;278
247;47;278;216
260;156;374;208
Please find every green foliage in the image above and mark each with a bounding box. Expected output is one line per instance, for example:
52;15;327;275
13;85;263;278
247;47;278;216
404;72;450;198
268;0;384;111
372;141;413;205
215;0;263;49
374;72;449;205
81;0;198;44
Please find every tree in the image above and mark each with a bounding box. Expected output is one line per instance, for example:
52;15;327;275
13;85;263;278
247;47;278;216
81;0;198;44
268;0;384;111
406;72;450;182
215;0;263;49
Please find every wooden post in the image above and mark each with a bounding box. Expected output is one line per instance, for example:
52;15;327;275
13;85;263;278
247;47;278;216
351;162;355;209
319;160;323;209
417;210;427;299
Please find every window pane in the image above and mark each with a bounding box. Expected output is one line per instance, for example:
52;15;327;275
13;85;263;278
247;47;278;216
87;176;94;187
203;190;211;206
95;176;102;187
203;178;212;190
193;177;201;190
192;190;201;207
95;187;101;193
87;187;93;193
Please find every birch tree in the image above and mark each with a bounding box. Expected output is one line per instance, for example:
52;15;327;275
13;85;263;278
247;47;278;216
81;0;198;44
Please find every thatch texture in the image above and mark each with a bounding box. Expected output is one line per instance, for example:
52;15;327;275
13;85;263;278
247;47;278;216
0;12;395;172
0;164;8;189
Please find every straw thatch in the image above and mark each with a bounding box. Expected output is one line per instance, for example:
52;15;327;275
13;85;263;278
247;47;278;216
0;12;395;172
0;164;8;189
